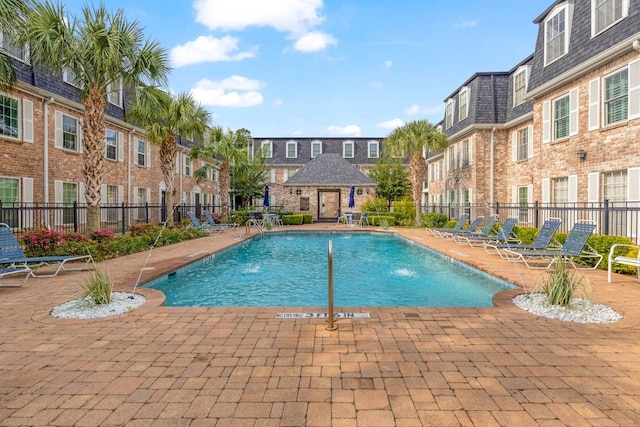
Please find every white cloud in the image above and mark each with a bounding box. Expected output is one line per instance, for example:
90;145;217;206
293;31;337;52
369;81;383;88
170;35;257;67
384;60;392;69
190;76;263;107
376;119;405;130
405;104;444;116
273;99;283;106
194;0;324;34
327;125;361;136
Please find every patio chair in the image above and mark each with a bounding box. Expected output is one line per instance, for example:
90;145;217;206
427;213;470;238
456;216;520;247
0;223;94;278
502;219;602;270
0;265;31;287
484;217;562;259
607;243;640;283
453;214;499;244
248;211;265;226
203;210;238;230
357;212;370;227
439;215;485;240
187;211;224;234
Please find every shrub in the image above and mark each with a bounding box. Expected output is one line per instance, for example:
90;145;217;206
21;228;86;256
81;268;113;305
362;197;388;214
391;198;416;226
282;214;304;225
422;213;448;228
128;223;159;237
302;214;313;224
535;257;590;307
89;228;115;242
369;215;396;226
514;226;538;245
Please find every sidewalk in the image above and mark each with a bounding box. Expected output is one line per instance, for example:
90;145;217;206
1;224;639;426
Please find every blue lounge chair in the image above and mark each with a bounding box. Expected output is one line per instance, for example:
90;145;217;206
0;265;31;287
187;211;224;234
503;219;602;269
439;215;485;240
203;210;238;230
0;223;94;278
484;217;562;259
427;213;470;237
456;216;520;247
453;214;499;244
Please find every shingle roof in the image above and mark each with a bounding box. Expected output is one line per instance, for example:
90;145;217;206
284;153;375;186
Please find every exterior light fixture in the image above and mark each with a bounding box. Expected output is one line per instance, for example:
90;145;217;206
577;149;587;162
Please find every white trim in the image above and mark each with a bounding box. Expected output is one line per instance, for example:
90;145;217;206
542;101;551;143
22;99;33;143
569;87;579;136
541;178;550;204
588;78;600;131
628;58;640;120
588;172;600;203
591;0;629;38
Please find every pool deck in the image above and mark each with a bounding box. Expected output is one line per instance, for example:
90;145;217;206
1;224;640;426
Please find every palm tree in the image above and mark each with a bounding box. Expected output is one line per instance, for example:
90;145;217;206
191;127;251;215
128;87;210;227
0;0;32;91
384;119;448;226
23;1;169;232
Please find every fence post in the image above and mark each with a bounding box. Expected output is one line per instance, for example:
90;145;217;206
534;201;539;229
145;202;150;224
495;201;500;216
121;202;126;234
603;199;609;236
73;201;79;232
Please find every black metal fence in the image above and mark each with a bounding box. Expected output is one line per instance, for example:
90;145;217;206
422;200;640;244
0;202;223;239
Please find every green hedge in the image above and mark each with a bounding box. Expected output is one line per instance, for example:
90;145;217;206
421;213;448;228
282;214;304;225
369;215;396;226
302;214;313;224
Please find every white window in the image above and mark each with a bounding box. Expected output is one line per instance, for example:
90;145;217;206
0;94;20;139
54;111;81;152
286;140;297;158
136;139;149;167
458;87;468;121
512;125;533;161
592;0;628;36
63;68;82;88
0;31;29;63
445;98;455;128
62;182;78;225
135;187;150;220
438;159;444;179
343;140;354;158
103;184;122;222
448;145;457;170
514;185;533;223
261;140;272;158
311;140;322;158
106;80;123;107
184;156;192;176
544;5;572;66
553;94;570;140
604;68;628;125
513;66;529;106
105;129;118;161
552;177;569;204
461;139;471;167
367;140;379;159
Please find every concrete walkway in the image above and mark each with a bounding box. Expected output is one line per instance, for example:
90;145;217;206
1;224;640;426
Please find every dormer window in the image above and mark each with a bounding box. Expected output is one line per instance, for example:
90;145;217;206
513;66;529;106
544;4;572;66
311;140;322;158
592;0;629;37
0;31;29;63
261;140;273;158
445;98;455;129
458;87;468;121
106;80;123;107
343;140;354;158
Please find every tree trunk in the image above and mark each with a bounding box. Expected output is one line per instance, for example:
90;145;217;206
219;160;231;216
82;87;106;234
159;138;178;227
409;151;426;227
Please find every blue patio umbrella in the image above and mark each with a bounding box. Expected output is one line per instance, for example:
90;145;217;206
348;186;355;208
263;185;270;207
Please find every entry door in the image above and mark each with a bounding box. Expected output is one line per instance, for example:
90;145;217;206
318;190;340;219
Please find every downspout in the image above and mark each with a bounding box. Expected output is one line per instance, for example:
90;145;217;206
490;127;496;204
128;129;134;224
43;97;54;205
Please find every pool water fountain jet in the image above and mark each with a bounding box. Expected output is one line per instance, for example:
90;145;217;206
131;201;182;293
326;240;337;331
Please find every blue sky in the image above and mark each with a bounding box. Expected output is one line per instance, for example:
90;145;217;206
62;0;551;137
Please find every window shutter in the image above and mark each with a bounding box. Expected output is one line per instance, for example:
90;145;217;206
175;153;180;173
270;168;276;183
468;136;473;165
100;184;107;222
54;180;63;226
629;59;640;120
588;78;600;130
541;178;550;204
568;175;578;203
628;167;640;202
527;125;534;158
569;88;579;136
542;101;551;143
511;186;517;204
22;99;33;143
511;131;517;162
22;177;33;228
117;132;124;162
527;184;533;204
78;119;83;153
588;172;599;203
117;186;123;204
146;188;151;205
78;182;87;224
54;111;63;149
283;169;288;181
146;142;151;168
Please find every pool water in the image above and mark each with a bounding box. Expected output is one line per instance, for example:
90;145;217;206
146;232;514;307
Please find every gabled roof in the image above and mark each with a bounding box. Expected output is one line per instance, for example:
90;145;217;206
284;153;375;186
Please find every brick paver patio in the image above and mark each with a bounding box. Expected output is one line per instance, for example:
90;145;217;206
1;224;639;426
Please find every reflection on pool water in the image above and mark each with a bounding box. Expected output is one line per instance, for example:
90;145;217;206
146;232;515;307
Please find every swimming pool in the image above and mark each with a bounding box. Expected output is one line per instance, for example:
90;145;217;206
146;232;514;307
